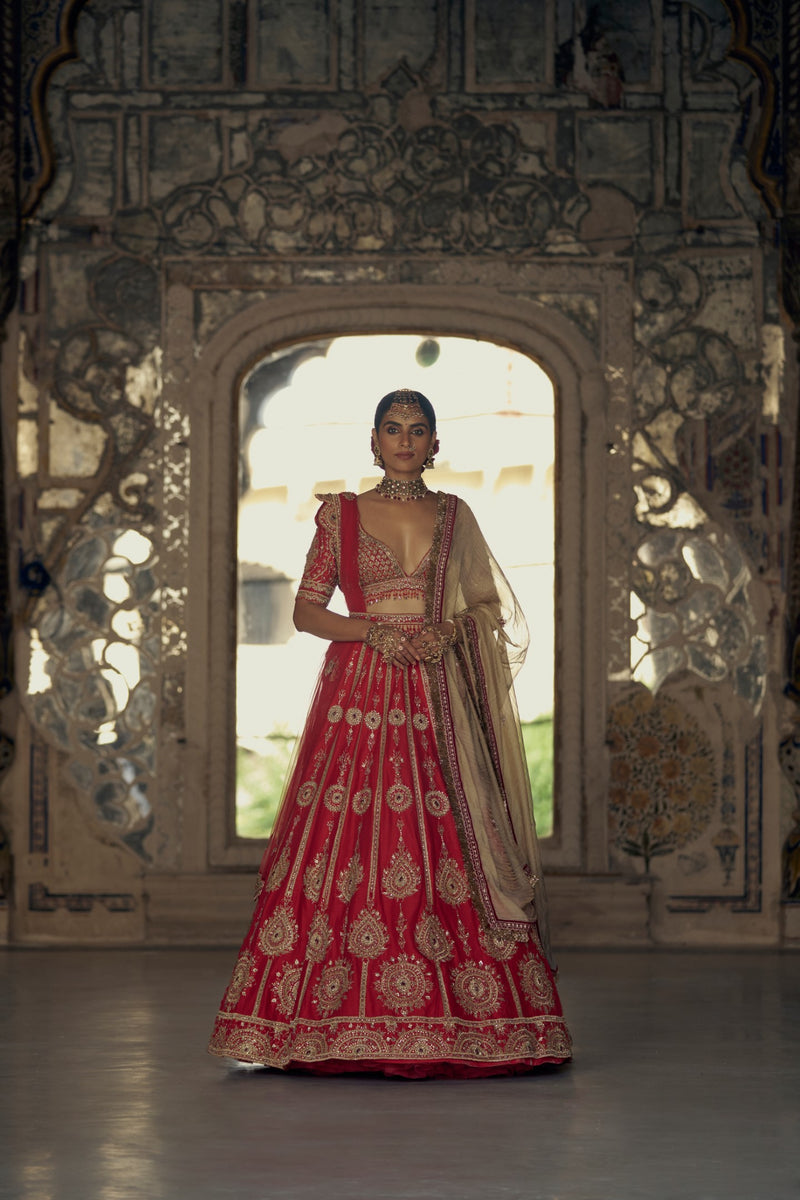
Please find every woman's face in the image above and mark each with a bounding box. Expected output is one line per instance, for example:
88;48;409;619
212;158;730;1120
373;405;437;476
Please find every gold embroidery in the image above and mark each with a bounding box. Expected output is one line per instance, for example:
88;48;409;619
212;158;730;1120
388;708;406;726
303;852;328;901
352;788;372;814
258;906;299;956
347;908;389;959
327;705;343;723
323;784;346;812
253;875;265;902
381;846;422;899
306;911;332;962
271;963;303;1017
435;857;469;905
412;712;430;731
313;959;354;1016
451;962;502;1017
518;954;555;1007
478;928;518;961
266;847;290;891
330;1028;386;1059
386;783;412;812
210;1012;573;1069
297;781;317;807
414;911;454;962
374;954;434;1015
424;789;450;817
345;707;363;725
364;711;381;730
223;950;256;1009
393;1028;449;1057
336;856;364;902
292;1029;330;1060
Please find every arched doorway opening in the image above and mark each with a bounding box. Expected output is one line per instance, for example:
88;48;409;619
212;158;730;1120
234;334;556;840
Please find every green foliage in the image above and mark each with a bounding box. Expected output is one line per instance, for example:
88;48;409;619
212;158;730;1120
521;715;554;838
235;736;296;840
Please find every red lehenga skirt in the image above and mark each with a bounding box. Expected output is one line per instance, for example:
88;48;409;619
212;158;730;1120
209;630;571;1078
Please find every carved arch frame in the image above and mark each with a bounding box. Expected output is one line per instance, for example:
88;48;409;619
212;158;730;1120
167;271;621;880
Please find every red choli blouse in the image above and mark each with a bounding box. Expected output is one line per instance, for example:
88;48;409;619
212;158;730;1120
296;493;430;613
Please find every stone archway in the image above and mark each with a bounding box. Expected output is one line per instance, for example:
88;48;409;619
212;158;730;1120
143;272;647;946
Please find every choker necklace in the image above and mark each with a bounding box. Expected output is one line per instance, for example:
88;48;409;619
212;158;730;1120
375;476;429;502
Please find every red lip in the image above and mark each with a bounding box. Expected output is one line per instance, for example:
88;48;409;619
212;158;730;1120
395;452;414;459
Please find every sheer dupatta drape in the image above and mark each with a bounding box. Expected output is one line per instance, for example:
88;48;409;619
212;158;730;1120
424;495;554;966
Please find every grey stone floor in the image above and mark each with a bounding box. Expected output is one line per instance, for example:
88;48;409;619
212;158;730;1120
0;947;797;1200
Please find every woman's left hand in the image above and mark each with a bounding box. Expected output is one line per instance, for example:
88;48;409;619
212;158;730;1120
410;622;457;663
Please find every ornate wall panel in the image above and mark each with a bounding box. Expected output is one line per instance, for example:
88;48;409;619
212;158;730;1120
0;0;792;946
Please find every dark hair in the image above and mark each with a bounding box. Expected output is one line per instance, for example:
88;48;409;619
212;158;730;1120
374;389;437;432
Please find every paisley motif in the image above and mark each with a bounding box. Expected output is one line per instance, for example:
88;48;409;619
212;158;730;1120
271;963;303;1017
435;856;469;905
518;954;554;1007
347;908;389;959
414;910;454;962
305;911;332;962
257;906;299;956
381;846;421;899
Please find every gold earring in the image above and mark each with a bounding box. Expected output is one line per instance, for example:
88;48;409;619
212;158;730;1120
423;443;436;470
372;441;385;468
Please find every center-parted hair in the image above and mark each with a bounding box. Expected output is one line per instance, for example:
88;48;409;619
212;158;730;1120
374;389;437;432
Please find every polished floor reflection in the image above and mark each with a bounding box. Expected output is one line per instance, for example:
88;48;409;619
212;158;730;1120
0;948;797;1199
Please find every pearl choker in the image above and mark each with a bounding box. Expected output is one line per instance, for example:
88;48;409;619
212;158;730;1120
375;476;429;502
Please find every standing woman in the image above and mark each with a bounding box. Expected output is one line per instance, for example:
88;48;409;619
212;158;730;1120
209;388;571;1077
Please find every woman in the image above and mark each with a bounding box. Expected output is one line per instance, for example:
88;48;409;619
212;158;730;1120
209;388;571;1077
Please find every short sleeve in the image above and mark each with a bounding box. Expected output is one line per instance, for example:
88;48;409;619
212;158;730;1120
296;496;338;606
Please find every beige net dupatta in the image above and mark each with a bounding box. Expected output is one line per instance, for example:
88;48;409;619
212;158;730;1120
427;495;554;967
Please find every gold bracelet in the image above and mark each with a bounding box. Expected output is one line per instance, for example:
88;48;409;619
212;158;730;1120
365;623;406;665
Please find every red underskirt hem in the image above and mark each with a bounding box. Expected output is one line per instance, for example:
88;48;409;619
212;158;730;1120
284;1056;571;1079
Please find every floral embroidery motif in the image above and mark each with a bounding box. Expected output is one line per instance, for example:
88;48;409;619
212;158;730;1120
271;963;303;1017
386;783;412;812
518;954;554;1007
266;847;290;891
387;709;406;726
297;781;317;807
352;788;372;814
478;928;518;961
306;911;332;962
364;711;381;730
313;959;354;1016
412;713;430;731
258;906;299;957
327;705;343;723
347;908;389;958
324;784;346;812
374;954;433;1015
345;707;363;725
424;790;450;817
336;856;364;902
303;852;328;901
451;962;502;1017
381;846;422;899
436;856;469;905
223;951;256;1009
414;911;454;962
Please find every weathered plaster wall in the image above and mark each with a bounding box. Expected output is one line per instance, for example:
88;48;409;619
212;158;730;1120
1;0;796;947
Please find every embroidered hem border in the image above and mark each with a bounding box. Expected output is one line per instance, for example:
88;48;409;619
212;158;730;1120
209;1012;572;1069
